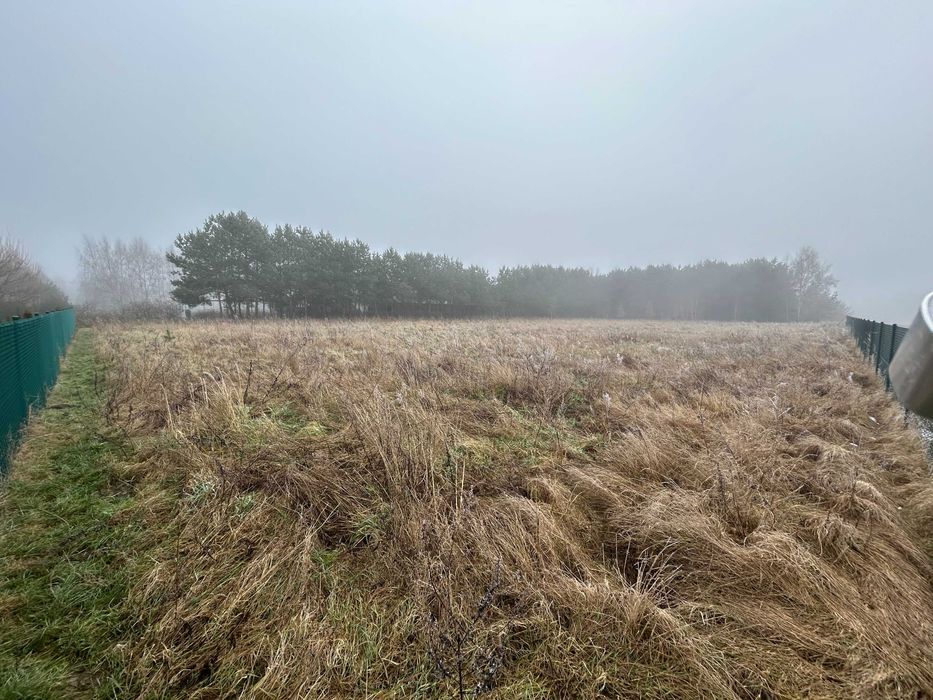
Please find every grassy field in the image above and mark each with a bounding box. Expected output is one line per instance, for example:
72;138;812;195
3;320;933;698
0;330;138;699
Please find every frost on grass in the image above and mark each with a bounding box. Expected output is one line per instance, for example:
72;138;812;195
99;320;933;698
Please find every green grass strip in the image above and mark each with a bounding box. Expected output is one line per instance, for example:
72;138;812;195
0;329;135;699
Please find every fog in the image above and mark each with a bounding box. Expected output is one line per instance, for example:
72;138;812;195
1;1;930;322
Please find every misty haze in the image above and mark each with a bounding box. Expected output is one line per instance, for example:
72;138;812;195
1;3;931;699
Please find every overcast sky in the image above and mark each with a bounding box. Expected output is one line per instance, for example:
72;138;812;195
1;1;930;321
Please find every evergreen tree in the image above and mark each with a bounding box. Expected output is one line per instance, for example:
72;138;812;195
168;211;268;316
165;212;847;322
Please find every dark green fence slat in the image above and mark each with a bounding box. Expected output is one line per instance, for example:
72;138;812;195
845;314;908;401
0;309;76;474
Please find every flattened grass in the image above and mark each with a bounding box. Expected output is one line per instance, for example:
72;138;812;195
0;330;136;699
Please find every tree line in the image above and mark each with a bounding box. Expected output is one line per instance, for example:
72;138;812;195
0;238;68;320
162;211;845;321
0;212;849;322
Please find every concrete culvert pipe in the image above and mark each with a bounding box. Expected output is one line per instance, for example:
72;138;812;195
890;291;933;418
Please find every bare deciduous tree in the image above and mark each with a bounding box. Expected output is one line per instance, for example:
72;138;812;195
78;236;176;317
0;237;68;319
790;246;847;321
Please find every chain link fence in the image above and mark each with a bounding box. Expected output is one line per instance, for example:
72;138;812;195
0;309;76;474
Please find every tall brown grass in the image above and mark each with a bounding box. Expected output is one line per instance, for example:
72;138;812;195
98;320;933;698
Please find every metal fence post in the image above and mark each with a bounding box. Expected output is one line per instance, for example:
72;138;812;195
885;324;898;390
875;321;884;374
10;317;26;419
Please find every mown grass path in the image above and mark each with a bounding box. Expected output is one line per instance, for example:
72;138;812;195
0;329;135;699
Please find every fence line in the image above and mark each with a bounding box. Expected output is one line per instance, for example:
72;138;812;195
845;315;909;394
0;309;77;474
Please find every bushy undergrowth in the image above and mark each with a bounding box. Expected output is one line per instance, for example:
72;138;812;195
98;320;933;698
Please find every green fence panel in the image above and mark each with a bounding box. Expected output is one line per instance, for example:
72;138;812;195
845;314;910;398
0;309;77;474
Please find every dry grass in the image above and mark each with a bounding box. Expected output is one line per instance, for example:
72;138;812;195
96;320;933;698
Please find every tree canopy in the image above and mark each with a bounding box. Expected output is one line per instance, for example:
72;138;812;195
166;212;847;321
